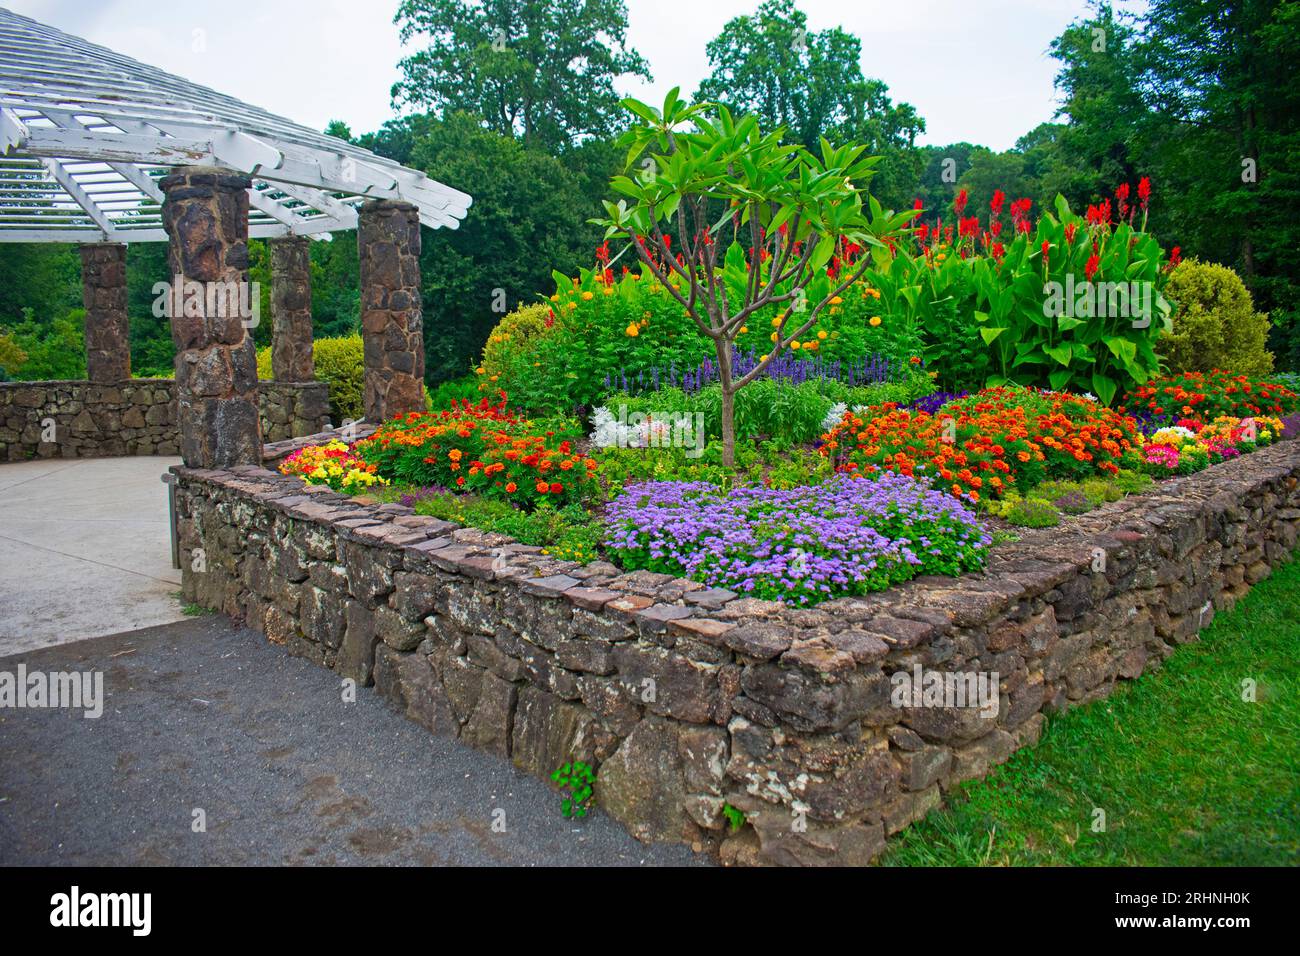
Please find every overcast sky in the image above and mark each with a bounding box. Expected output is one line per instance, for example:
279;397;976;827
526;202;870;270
10;0;1143;151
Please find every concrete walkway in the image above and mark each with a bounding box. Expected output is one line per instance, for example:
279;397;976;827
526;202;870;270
0;456;186;654
0;616;705;866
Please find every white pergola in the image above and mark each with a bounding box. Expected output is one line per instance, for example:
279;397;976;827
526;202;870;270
0;5;471;243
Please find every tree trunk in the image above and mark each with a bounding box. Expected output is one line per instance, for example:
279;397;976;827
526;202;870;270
718;343;736;467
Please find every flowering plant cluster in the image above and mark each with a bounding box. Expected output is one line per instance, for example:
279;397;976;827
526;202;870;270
603;473;990;606
278;440;387;494
353;392;598;507
821;387;1142;502
1138;415;1283;475
1122;370;1300;429
479;258;923;415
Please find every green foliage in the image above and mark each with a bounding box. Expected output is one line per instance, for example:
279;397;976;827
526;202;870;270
2;307;85;380
257;335;366;423
694;0;925;207
722;803;747;833
391;0;650;152
999;495;1061;528
599;374;930;446
549;761;596;819
400;113;617;383
1160;259;1273;376
426;374;481;409
409;490;603;564
0;331;28;379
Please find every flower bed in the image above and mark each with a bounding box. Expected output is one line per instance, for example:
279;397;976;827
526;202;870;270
603;473;990;605
352;393;598;507
279;439;386;494
1122;370;1300;428
821;387;1142;502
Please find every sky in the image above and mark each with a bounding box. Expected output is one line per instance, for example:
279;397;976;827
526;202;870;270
8;0;1141;151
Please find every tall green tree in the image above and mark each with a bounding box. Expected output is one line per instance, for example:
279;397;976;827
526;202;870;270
695;0;923;209
391;0;650;152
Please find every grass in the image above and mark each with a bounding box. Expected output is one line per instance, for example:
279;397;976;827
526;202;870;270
882;555;1300;866
171;591;214;617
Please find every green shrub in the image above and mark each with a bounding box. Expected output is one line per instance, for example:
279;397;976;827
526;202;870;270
256;334;437;423
1005;497;1061;528
4;307;85;380
479;267;925;416
427;374;481;409
1160;259;1273;376
597;374;932;446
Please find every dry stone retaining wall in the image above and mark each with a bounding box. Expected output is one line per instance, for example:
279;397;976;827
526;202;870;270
172;438;1300;866
0;380;329;460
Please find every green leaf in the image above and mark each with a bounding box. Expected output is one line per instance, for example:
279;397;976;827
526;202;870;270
979;326;1007;345
1044;344;1073;366
1091;373;1119;407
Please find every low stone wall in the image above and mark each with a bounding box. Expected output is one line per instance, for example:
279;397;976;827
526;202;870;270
173;439;1300;866
0;379;331;460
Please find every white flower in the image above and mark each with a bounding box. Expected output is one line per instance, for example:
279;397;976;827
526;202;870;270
590;406;619;447
821;402;849;433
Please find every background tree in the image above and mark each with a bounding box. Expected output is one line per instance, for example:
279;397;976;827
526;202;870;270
695;0;924;209
391;0;650;152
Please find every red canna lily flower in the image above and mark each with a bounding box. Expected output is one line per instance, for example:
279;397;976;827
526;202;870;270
1085;253;1100;281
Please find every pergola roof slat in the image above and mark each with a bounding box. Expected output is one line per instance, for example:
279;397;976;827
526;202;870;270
0;5;471;243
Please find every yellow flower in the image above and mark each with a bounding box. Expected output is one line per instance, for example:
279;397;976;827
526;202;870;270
740;326;748;334
817;330;827;340
790;340;802;350
626;323;639;337
549;294;559;302
869;316;882;327
770;332;779;342
566;301;577;311
830;296;843;305
581;291;594;301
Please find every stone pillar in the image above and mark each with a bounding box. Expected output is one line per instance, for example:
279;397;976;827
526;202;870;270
160;166;262;468
358;199;424;421
269;235;315;382
79;242;131;383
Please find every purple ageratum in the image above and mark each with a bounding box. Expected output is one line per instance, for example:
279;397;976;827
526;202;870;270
905;390;967;417
603;473;992;606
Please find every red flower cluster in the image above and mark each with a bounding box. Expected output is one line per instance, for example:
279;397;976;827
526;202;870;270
821;388;1141;502
1122;371;1300;427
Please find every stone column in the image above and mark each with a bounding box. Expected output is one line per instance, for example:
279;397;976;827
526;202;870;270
160;166;262;468
269;235;314;382
79;242;131;383
358;199;424;421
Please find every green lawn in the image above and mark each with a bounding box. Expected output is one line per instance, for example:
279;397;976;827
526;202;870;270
883;555;1300;866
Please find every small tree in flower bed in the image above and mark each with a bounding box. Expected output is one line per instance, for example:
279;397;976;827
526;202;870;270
821;387;1142;503
594;89;915;466
353;393;598;508
1121;370;1300;429
603;473;990;606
